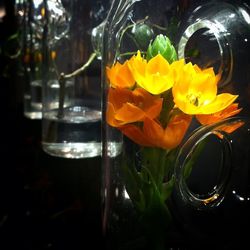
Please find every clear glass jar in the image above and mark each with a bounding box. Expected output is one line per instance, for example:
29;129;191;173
18;0;44;119
173;116;250;249
101;0;250;249
41;0;109;158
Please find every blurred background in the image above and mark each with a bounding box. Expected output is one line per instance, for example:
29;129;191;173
0;1;103;249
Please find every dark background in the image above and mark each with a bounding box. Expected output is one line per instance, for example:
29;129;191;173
0;1;103;249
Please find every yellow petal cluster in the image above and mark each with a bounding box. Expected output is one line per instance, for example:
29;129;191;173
105;50;241;149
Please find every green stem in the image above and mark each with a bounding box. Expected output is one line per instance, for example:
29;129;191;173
141;195;172;250
160;90;175;128
152;23;168;32
119;51;146;57
57;75;65;119
61;52;97;80
122;146;175;249
57;52;97;118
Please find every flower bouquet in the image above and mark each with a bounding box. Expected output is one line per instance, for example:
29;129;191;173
105;34;242;249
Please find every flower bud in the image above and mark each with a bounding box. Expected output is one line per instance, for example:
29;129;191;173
132;23;154;50
146;34;177;63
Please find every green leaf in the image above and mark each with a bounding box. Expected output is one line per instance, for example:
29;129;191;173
162;175;175;201
141;147;169;187
121;157;148;211
121;160;141;199
140;164;164;205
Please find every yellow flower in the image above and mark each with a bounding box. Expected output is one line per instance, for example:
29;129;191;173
172;62;238;114
129;51;174;95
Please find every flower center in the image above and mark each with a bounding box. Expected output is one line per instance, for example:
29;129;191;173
186;93;201;106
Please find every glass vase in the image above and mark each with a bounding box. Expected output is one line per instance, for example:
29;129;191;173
173;116;250;248
18;0;44;119
41;0;110;158
101;0;250;249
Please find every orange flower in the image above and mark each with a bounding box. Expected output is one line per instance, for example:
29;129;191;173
120;114;192;150
214;121;245;139
218;121;244;135
106;60;135;88
196;103;242;125
107;87;163;127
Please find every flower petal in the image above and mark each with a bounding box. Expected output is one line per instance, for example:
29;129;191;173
108;87;132;111
214;121;245;139
115;103;146;124
196;103;242;125
106;102;120;127
161;114;192;149
198;94;238;114
146;54;170;76
107;87;163;125
172;61;232;115
143;118;164;146
120;124;155;147
129;52;174;95
128;51;147;80
143;115;192;149
106;60;135;88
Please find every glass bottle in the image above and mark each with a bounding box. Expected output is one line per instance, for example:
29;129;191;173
173;116;250;248
41;0;110;158
101;0;250;249
20;0;44;119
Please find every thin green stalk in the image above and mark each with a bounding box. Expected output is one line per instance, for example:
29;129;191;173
57;52;97;119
